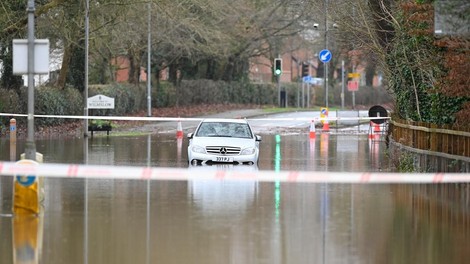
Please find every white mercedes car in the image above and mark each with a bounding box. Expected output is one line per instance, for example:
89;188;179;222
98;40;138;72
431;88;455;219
187;118;261;165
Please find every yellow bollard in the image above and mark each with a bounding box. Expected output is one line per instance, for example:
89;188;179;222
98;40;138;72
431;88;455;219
13;153;44;215
13;215;42;264
10;118;17;161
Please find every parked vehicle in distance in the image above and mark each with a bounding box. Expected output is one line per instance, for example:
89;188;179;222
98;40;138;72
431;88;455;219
187;119;261;165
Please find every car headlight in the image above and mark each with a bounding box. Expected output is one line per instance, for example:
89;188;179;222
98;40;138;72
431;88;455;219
191;145;206;154
240;147;256;155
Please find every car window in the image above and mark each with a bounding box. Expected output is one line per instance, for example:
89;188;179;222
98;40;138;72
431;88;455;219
196;123;217;137
196;122;253;138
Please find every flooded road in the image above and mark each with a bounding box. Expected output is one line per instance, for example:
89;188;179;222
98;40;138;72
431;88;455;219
1;130;469;263
0;132;386;171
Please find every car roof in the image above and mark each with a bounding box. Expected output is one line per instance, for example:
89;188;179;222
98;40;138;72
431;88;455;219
201;118;249;124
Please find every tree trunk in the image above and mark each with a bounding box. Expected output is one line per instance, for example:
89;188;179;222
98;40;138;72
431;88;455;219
128;49;136;84
56;44;72;89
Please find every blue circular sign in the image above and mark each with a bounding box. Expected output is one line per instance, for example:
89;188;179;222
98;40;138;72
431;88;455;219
319;49;332;63
16;175;36;187
15;160;38;187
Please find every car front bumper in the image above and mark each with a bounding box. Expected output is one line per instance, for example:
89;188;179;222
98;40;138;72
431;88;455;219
188;152;258;165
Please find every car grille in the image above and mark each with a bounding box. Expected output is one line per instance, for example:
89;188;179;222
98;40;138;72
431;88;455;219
206;146;241;155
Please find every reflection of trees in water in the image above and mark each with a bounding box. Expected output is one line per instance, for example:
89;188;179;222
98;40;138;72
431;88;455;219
391;184;470;262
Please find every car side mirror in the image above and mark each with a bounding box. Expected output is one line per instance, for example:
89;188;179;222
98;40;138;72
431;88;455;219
187;133;193;139
255;135;262;142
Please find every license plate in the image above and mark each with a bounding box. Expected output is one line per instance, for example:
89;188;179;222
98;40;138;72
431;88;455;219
213;156;233;162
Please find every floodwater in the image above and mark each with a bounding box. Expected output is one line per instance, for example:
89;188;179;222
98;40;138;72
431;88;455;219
1;133;469;263
0;132;387;171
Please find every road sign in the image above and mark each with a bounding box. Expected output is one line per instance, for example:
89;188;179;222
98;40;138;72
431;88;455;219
13;159;40;215
87;94;115;109
348;80;359;91
348;72;361;78
302;75;312;83
15;159;38;187
320;107;328;125
319;49;332;63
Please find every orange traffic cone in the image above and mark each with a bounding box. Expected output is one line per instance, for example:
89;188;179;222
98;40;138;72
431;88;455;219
368;121;373;139
176;120;183;139
373;122;381;133
309;120;316;139
322;120;330;132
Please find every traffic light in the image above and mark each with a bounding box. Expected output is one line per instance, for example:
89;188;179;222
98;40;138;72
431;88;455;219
301;62;309;77
274;58;282;76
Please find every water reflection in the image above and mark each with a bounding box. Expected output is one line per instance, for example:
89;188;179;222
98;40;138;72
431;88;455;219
1;174;469;263
12;215;43;264
1;133;468;263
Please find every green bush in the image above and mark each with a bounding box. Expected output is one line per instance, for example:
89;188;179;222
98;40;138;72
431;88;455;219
153;81;176;107
0;88;21;129
35;86;83;126
89;83;146;115
177;79;276;106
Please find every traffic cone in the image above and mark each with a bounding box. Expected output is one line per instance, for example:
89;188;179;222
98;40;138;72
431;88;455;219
368;121;374;139
309;120;316;139
322;120;330;132
373;122;381;133
176;120;183;139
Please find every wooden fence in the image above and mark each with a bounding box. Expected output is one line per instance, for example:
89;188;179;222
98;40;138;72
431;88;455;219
389;117;470;158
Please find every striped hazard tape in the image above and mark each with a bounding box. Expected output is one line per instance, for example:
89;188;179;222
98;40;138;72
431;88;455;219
0;113;389;122
0;162;468;183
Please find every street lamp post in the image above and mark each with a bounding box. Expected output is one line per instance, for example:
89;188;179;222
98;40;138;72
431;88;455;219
84;0;89;137
147;2;152;117
25;0;36;160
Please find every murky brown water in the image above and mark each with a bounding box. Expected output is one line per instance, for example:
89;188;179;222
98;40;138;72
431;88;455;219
1;133;469;263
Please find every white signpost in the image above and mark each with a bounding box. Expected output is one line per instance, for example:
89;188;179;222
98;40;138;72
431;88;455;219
87;94;115;109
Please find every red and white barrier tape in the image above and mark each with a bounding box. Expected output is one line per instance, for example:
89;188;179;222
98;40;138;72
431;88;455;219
0;113;389;122
0;162;468;183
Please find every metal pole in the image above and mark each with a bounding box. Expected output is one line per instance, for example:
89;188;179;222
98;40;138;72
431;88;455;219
352;64;356;109
147;2;152;117
341;60;345;109
277;76;281;107
83;0;89;137
307;83;310;108
277;54;281;107
25;0;36;160
324;0;329;109
297;64;301;108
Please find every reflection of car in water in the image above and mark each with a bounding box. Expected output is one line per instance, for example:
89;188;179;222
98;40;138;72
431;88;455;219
187;119;261;165
188;165;259;218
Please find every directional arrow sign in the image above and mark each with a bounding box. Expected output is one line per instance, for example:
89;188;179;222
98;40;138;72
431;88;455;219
319;49;332;63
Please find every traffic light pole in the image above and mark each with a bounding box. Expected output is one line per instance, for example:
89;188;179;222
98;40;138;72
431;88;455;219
277;75;281;107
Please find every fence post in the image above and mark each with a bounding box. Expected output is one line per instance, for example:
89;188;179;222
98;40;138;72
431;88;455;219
10;118;17;161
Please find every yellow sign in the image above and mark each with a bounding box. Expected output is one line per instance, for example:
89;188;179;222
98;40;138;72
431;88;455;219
348;73;361;78
13;159;40;215
320;107;328;124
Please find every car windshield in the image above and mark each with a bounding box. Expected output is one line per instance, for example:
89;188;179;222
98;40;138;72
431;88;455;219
196;122;253;138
